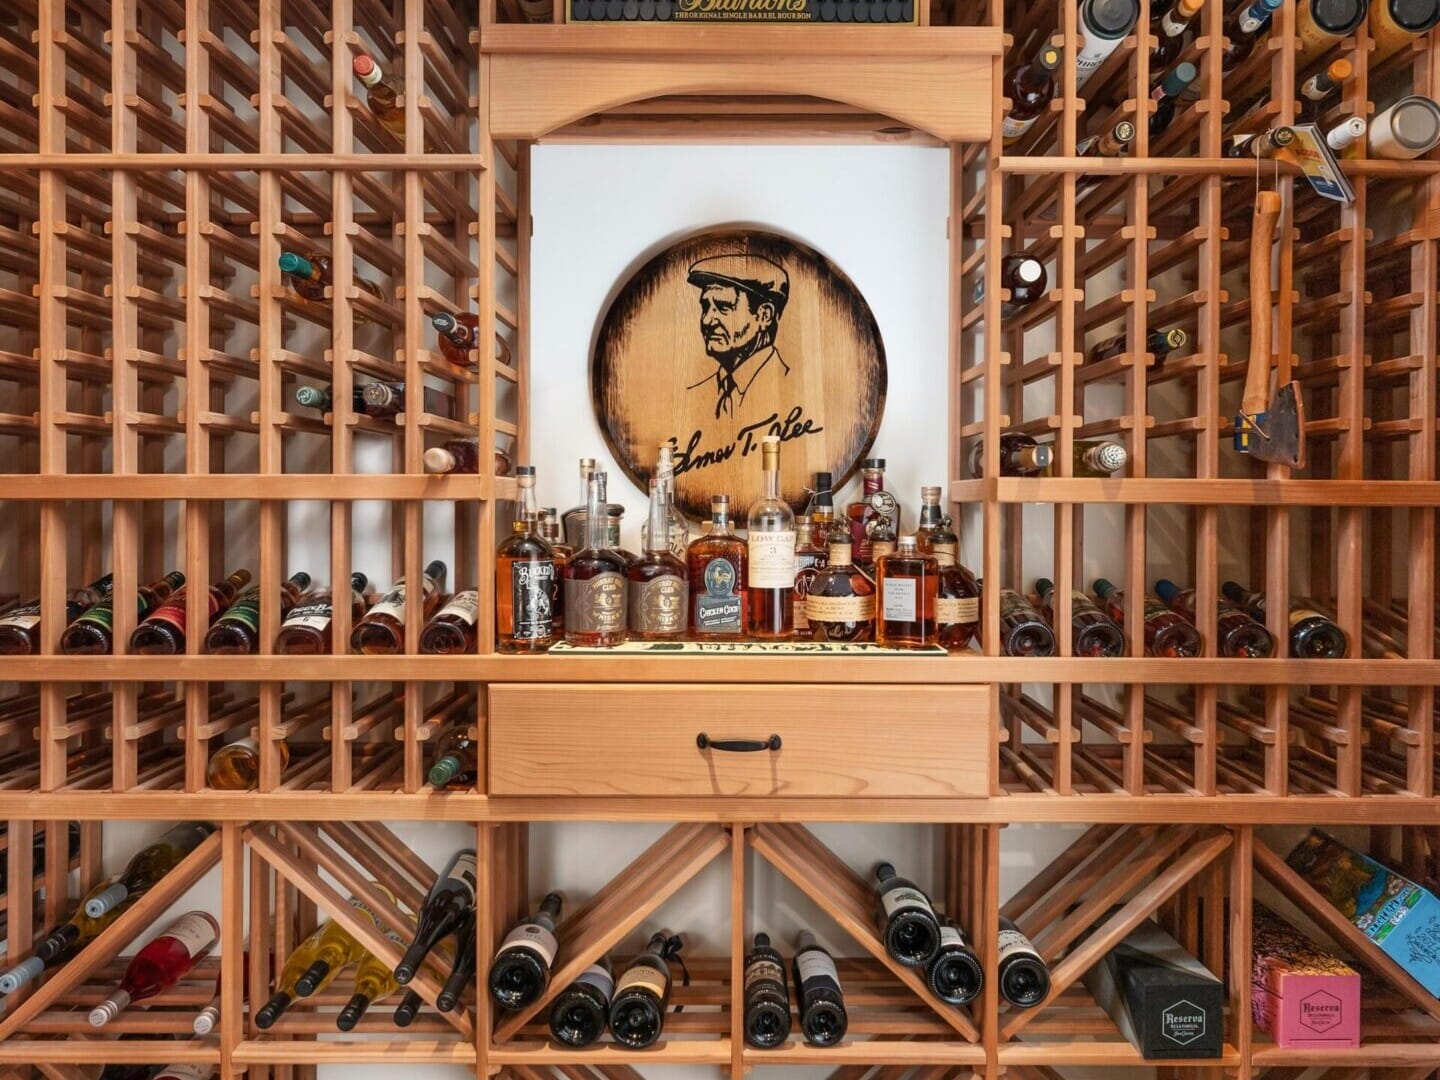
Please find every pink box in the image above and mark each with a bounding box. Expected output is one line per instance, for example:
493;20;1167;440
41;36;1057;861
1252;907;1361;1049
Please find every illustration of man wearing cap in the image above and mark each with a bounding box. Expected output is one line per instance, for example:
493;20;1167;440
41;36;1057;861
686;253;791;420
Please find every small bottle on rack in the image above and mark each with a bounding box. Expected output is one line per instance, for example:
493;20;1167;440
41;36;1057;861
970;432;1053;478
975;254;1048;319
1035;577;1125;657
1299;58;1354;115
1326;116;1368;153
1149;61;1198;138
275;573;370;655
427;722;478;790
628;479;689;641
998;917;1050;1008
1048;439;1128;478
61;570;183;655
1093;577;1202;657
295;385;355;413
1088;327;1187;365
874;862;942;966
487;892;563;1009
999;588;1057;657
359;382;409;417
1229;125;1298;158
204;572;311;654
1076;119;1136;157
1001;44;1062;144
431;311;481;367
277;251;383;312
352;53;405;137
687;495;747;639
130;569;251;655
349;560;447;654
89;912;220;1027
928;918;984;1006
421;589;480;654
876;536;938;649
743;933;792;1049
793;472;834;635
1156;579;1274;658
805;530;876;643
609;931;677;1048
207;736;290;790
549;957;614;1047
1074;0;1141;88
793;930;847;1046
565;471;628;647
395;849;478;984
423;439;481;474
747;435;797;639
0;573;112;656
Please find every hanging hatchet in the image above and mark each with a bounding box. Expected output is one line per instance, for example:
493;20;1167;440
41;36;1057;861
1233;189;1305;469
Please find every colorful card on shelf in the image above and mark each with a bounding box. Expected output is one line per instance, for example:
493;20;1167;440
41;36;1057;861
1286;123;1356;205
548;640;947;654
1251;905;1361;1048
567;0;917;21
1286;829;1440;999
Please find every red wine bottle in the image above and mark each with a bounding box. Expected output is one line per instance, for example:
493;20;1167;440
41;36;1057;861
394;849;478;984
793;930;847;1046
874;862;941;967
609;931;678;1048
743;932;792;1048
487;892;562;1010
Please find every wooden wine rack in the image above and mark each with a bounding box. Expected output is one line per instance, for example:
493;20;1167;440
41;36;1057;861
0;0;1438;1076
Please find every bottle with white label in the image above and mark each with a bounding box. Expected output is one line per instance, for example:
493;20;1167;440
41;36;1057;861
395;848;479;985
928;918;984;1006
875;536;938;650
747;435;797;638
274;572;370;655
793;930;848;1046
609;930;677;1048
1074;0;1141;89
743;932;792;1048
420;588;481;654
874;862;942;967
89;911;220;1027
549;956;614;1046
350;560;447;654
998;916;1051;1008
487;891;563;1010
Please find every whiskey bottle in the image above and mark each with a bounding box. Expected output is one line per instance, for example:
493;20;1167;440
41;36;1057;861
999;588;1057;657
1222;0;1283;70
208;736;290;790
204;572;311;654
1295;0;1367;63
130;569;251;655
1035;578;1125;657
1150;0;1202;70
1049;438;1128;478
970;431;1053;478
277;251;384;313
540;508;570;636
431;311;481;367
60;570;183;655
359;382;411;417
628;480;688;641
1156;579;1274;657
352;54;404;138
933;527;980;652
1075;0;1141;88
1370;0;1440;59
846;458;890;568
85;823;217;918
423;439;480;474
876;536;938;649
793;472;834;635
274;573;370;655
1076;119;1135;157
1001;44;1062;144
562;457;598;549
998;917;1050;1008
805;532;876;643
89;911;220;1027
436;912;476;1012
549;957;614;1047
565;471;628;647
488;892;563;1009
687;495;747;639
421;590;480;654
639;443;689;559
975;254;1047;318
793;931;847;1046
427;721;478;790
497;466;555;652
915;485;946;553
1149;61;1197;137
337;918;408;1031
609;931;678;1048
928;919;984;1006
349;560;447;654
1299;58;1354;114
1093;577;1202;656
743;933;791;1049
0;573;112;656
295;385;364;414
395;849;478;984
747;435;797;639
1088;327;1187;364
1368;95;1440;159
875;862;942;966
1221;581;1349;657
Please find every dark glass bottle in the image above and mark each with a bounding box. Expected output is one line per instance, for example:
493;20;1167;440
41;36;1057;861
393;989;424;1027
1076;119;1136;158
999;588;1056;657
743;932;792;1049
1157;579;1274;657
1150;0;1202;70
487;892;563;1010
1088;327;1188;365
874;862;942;967
1000;44;1062;144
793;930;847;1046
928;919;984;1006
609;931;676;1048
394;849;478;985
998;917;1050;1008
1094;577;1202;657
61;570;183;655
1149;61;1198;137
437;913;477;1012
1222;0;1283;71
549;957;614;1047
974;254;1048;318
1299;58;1353;116
970;432;1053;478
0;573;112;656
1221;580;1348;657
1035;577;1124;658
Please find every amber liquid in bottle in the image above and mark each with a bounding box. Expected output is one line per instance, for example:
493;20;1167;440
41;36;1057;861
275;573;370;655
277;251;384;317
205;572;310;655
130;569;251;655
1093;577;1202;657
353;54;405;137
999;588;1056;656
60;570;183;655
540;508;570;638
805;533;875;643
1000;44;1062;144
0;574;112;656
422;590;481;654
1156;579;1273;658
747;436;796;639
932;519;980;652
565;471;628;648
875;536;938;649
496;465;555;653
431;311;481;367
1035;577;1124;657
793;473;834;636
627;479;688;642
687;495;747;639
350;561;447;655
845;459;889;570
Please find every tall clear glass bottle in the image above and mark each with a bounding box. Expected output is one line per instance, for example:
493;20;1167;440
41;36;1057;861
562;458;598;550
564;472;627;647
747;436;796;639
640;444;689;559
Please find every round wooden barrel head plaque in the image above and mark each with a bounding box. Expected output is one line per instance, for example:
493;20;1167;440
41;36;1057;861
592;227;886;520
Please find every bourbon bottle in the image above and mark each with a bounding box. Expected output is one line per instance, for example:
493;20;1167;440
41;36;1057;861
130;570;251;655
747;436;796;639
565;471;627;648
349;561;447;654
805;531;875;643
421;590;481;655
846;458;890;570
539;508;569;637
204;572;311;654
275;573;370;655
627;480;688;641
60;571;183;655
686;495;746;640
875;536;937;649
352;54;404;137
496;466;555;653
1156;579;1273;657
999;588;1056;656
1034;577;1124;657
932;521;980;652
0;574;112;656
432;311;481;367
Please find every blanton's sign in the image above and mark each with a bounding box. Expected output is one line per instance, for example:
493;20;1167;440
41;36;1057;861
591;227;887;521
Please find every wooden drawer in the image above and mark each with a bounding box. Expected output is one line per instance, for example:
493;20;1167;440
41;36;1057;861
487;683;992;798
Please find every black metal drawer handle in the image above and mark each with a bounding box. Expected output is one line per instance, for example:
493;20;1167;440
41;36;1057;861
696;733;781;753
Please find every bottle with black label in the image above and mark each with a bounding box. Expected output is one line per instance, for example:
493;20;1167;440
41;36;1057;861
928;918;984;1006
609;930;676;1048
874;862;942;966
998;916;1050;1008
743;932;792;1048
496;465;555;653
549;956;614;1047
394;849;478;985
487;892;563;1010
793;930;848;1046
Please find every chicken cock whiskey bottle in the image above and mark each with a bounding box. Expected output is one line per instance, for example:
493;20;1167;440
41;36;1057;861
687;495;746;639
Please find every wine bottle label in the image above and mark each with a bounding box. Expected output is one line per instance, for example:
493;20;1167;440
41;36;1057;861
748;531;797;588
497;921;558;967
1074;30;1125;88
805;594;875;623
221;586;262;633
694;557;743;632
997;928;1042;964
936;596;979;624
282;599;333;632
796;949;841;992
165;912;220;957
880;886;935;919
444;852;480;898
881;578;918;622
1288;607;1326;626
629;575;687;634
1159;6;1189;35
367;585;408;623
939;925;962;947
566;572;625;634
436;590;481;627
155;1066;216;1080
0;603;40;629
1002;113;1040;140
744;957;786;992
615;963;669;997
511;563;554;639
575;961;615;999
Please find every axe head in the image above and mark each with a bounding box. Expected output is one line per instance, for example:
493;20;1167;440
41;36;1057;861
1232;381;1305;469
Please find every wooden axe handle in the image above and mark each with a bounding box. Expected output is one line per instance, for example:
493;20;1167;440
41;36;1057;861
1242;190;1283;417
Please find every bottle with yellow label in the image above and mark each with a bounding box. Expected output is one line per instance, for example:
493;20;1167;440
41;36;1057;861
1369;0;1440;60
1294;0;1367;64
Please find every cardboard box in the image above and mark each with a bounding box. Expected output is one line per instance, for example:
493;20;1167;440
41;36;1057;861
1252;906;1361;1048
1286;829;1440;1000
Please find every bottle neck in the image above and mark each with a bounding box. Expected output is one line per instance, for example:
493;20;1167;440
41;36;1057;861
585;478;607;552
862;469;884;497
1019;53;1052;90
646;484;667;555
516;481;538;527
764;460;780;502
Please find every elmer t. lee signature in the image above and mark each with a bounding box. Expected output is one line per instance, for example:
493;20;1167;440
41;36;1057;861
671;404;823;478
